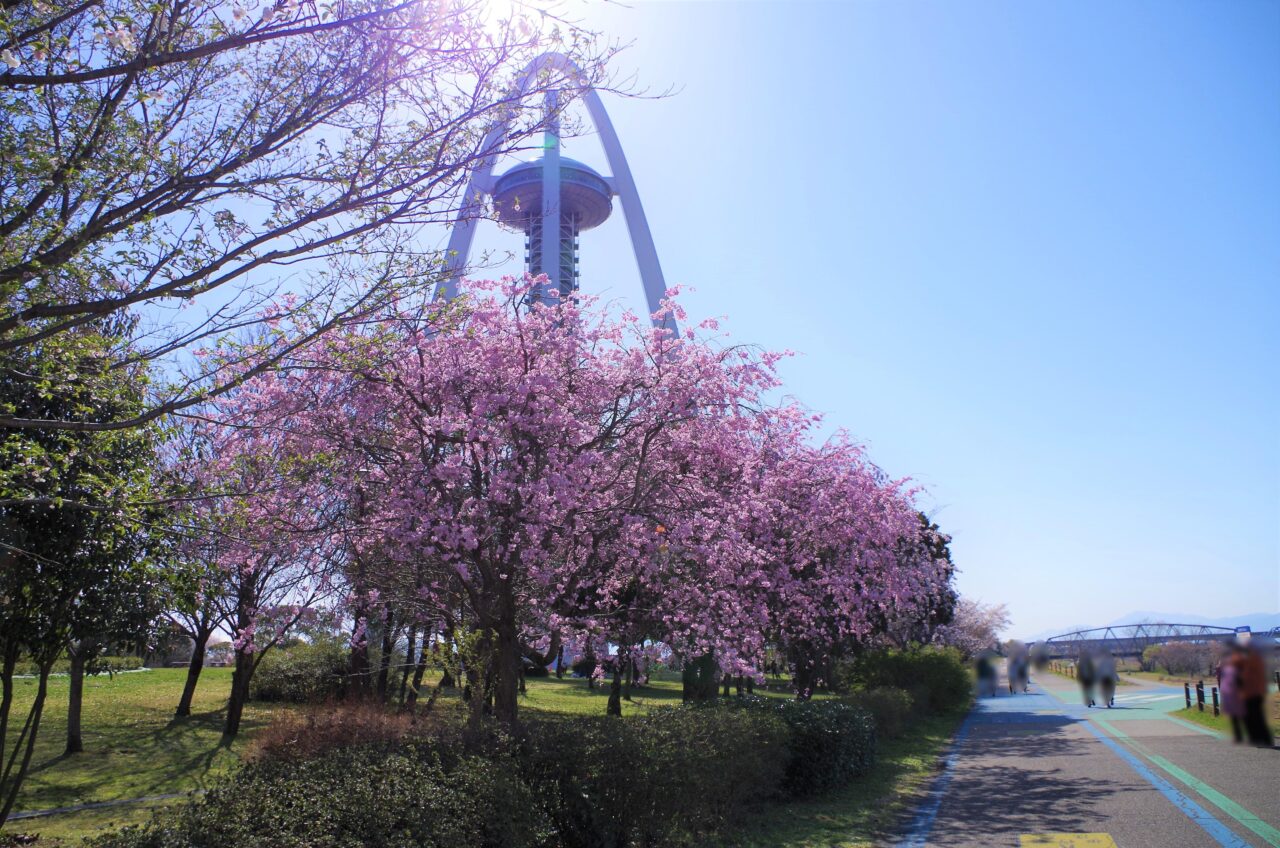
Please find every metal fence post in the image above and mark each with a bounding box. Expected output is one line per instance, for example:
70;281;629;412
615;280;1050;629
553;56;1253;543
1184;682;1191;709
1211;686;1220;717
1195;681;1205;712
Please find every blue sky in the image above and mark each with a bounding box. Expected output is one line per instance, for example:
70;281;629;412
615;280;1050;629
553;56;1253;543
460;0;1280;637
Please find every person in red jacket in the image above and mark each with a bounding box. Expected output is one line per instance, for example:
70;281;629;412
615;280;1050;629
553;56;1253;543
1236;639;1274;748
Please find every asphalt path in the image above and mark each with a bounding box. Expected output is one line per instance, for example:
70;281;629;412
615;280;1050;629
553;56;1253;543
893;667;1280;848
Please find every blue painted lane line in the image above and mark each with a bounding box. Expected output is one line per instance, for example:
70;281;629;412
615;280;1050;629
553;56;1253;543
894;679;1257;848
1077;720;1251;848
894;712;976;848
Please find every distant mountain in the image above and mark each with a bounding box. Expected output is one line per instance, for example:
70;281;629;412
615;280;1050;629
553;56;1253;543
1021;611;1280;642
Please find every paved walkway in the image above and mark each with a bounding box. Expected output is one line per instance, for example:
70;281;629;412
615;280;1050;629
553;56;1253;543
895;669;1280;848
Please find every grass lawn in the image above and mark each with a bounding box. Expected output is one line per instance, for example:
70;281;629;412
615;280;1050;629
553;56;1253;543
712;711;964;848
1172;692;1280;736
519;671;818;717
3;668;282;842
2;667;940;845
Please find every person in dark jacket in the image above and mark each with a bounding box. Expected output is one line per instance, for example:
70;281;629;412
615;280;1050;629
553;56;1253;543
1076;651;1097;708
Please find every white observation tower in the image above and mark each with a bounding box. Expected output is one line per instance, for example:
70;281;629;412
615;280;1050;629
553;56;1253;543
435;54;677;334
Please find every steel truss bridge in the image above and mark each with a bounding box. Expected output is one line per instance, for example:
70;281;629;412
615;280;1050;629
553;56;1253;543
1029;623;1249;660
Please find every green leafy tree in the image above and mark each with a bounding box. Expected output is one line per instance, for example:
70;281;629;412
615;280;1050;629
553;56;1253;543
0;325;160;824
0;0;612;432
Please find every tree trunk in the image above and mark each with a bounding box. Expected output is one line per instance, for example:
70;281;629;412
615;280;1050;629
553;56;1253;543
0;662;52;827
223;649;253;740
65;645;86;754
792;649;818;701
439;626;455;688
175;631;209;718
375;608;395;702
722;673;731;697
735;675;745;696
494;614;520;725
623;654;633;702
398;626;417;706
406;641;429;713
682;653;718;702
746;676;755;695
555;645;564;679
607;666;623;716
347;608;371;700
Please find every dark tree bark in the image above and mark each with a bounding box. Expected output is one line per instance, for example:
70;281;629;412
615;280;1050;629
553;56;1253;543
681;653;719;702
405;639;430;713
347;606;372;700
375;607;395;701
607;666;623;716
493;590;520;724
175;628;211;718
792;648;818;701
555;645;564;679
65;645;86;754
439;625;455;688
623;654;634;702
223;648;253;740
0;660;52;826
398;625;417;706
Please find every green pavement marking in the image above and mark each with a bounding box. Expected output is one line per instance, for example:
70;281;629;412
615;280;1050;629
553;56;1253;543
1167;715;1228;738
1092;717;1280;848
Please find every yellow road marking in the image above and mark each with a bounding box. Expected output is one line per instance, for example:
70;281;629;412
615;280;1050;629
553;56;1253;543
1021;835;1119;848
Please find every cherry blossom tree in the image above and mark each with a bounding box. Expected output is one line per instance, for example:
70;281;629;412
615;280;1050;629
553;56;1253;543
935;597;1011;659
190;278;959;723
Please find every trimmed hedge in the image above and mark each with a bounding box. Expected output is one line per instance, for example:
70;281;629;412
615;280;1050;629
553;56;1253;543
12;655;144;676
728;697;876;797
521;706;789;847
93;698;879;848
91;745;542;848
249;640;348;703
844;686;913;739
848;646;971;716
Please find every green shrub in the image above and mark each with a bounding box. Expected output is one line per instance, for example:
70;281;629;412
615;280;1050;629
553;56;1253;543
731;697;876;797
520;705;789;847
843;686;913;739
95;697;879;848
12;655;143;676
90;744;543;848
250;639;348;703
849;646;971;715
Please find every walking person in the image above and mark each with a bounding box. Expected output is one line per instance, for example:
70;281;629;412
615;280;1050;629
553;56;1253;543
1077;651;1097;708
1219;645;1246;743
1096;652;1117;708
1238;639;1274;748
976;652;997;698
1007;643;1030;694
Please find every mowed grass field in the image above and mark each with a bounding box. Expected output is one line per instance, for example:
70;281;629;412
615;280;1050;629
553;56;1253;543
2;667;950;845
4;668;279;841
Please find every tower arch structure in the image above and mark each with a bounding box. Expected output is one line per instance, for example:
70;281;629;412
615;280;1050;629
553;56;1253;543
434;52;676;333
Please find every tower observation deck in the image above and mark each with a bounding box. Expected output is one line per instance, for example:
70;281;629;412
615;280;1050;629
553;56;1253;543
491;157;612;299
437;52;678;335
